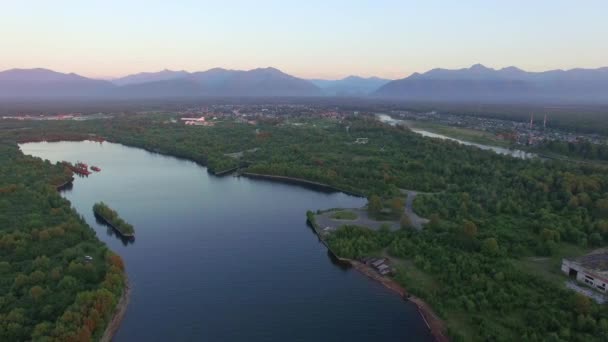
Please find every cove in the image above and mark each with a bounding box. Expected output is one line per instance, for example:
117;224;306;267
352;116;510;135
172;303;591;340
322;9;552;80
20;141;432;342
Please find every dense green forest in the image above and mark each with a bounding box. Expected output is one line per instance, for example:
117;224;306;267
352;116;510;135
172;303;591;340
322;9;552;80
326;225;608;341
3;113;608;340
0;142;126;341
93;202;134;236
538;139;608;162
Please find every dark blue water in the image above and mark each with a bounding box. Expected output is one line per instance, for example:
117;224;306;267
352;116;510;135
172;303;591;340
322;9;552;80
20;141;432;342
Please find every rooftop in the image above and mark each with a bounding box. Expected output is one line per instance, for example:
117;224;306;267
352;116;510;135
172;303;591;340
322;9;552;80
569;249;608;277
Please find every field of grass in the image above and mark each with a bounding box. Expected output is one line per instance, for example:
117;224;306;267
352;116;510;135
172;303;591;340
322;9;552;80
331;210;358;220
512;243;593;287
407;121;513;148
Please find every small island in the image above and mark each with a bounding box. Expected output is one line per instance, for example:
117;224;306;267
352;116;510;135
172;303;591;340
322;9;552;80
93;202;135;238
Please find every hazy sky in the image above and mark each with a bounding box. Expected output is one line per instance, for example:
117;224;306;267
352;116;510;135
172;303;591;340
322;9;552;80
2;0;607;79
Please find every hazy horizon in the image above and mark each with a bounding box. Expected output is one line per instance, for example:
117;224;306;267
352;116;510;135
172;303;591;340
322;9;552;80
2;1;608;80
4;63;608;82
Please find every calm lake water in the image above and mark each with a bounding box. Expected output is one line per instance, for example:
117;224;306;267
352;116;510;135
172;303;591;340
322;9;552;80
20;141;432;342
376;114;536;159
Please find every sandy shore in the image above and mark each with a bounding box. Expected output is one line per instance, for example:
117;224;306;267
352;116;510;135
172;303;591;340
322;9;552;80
100;279;131;342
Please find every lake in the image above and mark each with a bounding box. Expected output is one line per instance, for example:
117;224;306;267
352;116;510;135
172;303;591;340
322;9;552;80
20;141;432;342
376;114;536;159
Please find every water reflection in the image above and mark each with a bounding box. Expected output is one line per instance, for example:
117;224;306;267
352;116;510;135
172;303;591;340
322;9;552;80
94;215;136;246
327;249;351;271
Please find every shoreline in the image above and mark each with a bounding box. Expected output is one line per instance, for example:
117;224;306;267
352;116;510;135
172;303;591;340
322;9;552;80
55;178;73;191
241;172;364;197
307;215;449;342
100;278;131;342
48;167;130;342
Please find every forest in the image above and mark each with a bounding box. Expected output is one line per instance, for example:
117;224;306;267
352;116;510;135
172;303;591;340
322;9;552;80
538;139;608;162
92;202;134;237
0;141;126;341
2;113;608;340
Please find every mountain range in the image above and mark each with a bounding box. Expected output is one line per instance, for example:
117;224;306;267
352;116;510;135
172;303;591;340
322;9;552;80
310;76;390;96
2;65;608;103
0;67;324;98
374;64;608;103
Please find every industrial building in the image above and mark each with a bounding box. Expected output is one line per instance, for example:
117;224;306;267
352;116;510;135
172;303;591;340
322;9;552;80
561;249;608;294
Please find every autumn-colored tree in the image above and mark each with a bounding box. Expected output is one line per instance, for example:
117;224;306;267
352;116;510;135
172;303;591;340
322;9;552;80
30;286;44;301
390;197;404;217
108;253;125;272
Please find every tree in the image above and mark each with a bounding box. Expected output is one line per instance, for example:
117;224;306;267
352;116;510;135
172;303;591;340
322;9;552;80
589;233;603;247
462;220;478;239
596;199;608;218
30;286;44;301
368;195;382;216
481;238;499;256
390;197;404;217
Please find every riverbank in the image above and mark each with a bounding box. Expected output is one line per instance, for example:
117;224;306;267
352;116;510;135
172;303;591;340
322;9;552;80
49;164;130;342
306;214;448;342
100;278;131;342
241;172;364;197
55;178;73;191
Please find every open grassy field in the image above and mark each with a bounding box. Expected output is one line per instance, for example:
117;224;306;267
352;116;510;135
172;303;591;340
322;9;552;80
330;210;358;220
512;243;593;287
406;120;514;148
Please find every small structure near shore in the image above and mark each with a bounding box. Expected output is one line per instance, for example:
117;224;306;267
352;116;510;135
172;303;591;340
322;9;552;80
361;257;394;276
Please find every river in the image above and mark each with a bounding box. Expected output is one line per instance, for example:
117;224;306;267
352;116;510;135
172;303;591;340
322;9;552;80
376;114;535;159
20;141;432;342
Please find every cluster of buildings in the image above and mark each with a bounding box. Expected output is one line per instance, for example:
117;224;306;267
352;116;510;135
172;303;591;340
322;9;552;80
180;116;215;126
361;257;394;276
2;113;112;121
171;104;354;125
389;110;607;147
2;113;78;121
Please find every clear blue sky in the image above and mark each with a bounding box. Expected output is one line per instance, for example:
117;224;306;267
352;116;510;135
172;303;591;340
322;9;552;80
1;0;607;79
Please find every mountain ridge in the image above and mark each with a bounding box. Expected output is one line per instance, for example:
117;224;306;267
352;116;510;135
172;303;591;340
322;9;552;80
374;64;608;103
0;67;323;98
2;65;608;102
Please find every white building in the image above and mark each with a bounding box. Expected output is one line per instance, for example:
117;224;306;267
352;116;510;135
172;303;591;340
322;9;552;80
562;249;608;294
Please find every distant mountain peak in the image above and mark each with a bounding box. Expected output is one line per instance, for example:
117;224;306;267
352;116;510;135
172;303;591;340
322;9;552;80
470;63;490;70
250;67;283;74
309;75;390;96
112;69;190;86
501;66;523;72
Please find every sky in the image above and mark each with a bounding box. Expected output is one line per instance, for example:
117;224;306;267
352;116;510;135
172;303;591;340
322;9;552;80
1;0;607;80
